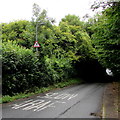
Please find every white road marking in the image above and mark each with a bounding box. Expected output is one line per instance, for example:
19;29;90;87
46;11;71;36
36;102;55;111
55;101;66;104
67;94;78;100
38;92;58;99
38;92;78;100
23;101;51;111
61;94;71;99
11;92;78;112
12;99;39;109
12;99;33;108
54;93;78;100
54;94;70;100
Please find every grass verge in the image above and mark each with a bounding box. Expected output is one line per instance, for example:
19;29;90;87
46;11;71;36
1;78;83;104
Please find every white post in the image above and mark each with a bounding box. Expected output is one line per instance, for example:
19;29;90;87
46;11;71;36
36;22;38;42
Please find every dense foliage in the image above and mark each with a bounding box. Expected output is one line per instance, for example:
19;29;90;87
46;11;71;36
2;1;120;96
2;14;95;95
2;41;40;95
90;2;120;80
2;20;32;47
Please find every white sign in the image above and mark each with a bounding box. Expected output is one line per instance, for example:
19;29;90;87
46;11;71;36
106;68;113;76
33;41;40;48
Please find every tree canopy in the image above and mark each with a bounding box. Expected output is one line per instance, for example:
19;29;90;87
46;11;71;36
90;1;120;79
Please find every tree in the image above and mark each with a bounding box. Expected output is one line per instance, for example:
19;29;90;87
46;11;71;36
59;15;95;61
91;1;120;80
60;14;84;27
31;3;55;51
2;21;29;41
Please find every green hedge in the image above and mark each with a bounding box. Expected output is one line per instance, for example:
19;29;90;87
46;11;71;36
2;41;43;95
2;41;74;96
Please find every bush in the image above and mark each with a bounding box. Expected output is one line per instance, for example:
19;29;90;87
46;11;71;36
2;41;41;95
91;3;120;80
2;41;74;96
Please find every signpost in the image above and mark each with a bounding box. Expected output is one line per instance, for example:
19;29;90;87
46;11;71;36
33;21;45;56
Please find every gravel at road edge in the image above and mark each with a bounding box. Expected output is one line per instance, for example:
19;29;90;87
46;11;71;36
102;82;119;119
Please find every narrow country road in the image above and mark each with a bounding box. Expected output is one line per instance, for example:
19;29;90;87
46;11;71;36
2;83;107;118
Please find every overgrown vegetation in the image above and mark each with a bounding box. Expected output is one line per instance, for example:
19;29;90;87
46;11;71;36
1;78;82;103
90;1;120;80
2;41;41;95
1;1;120;99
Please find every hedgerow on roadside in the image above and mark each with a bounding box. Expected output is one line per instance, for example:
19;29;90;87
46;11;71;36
2;41;42;95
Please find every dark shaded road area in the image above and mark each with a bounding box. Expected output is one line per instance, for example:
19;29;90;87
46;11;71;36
2;83;107;118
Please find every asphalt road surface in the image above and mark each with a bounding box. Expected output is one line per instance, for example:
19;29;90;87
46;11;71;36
2;83;107;118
